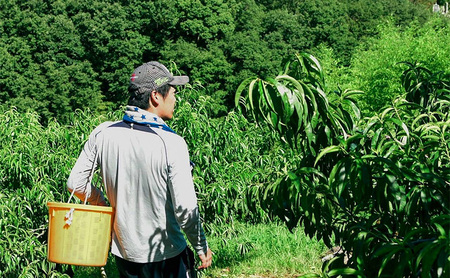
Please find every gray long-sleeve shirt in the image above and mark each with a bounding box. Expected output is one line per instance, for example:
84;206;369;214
67;115;208;263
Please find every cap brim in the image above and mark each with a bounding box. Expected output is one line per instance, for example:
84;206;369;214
169;76;189;86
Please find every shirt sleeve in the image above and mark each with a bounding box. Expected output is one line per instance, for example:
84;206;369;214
166;136;208;255
67;122;112;205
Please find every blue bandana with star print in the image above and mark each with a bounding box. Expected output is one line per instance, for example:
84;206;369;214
123;106;196;169
123;105;176;133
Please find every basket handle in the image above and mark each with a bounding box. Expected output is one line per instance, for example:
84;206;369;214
68;149;99;205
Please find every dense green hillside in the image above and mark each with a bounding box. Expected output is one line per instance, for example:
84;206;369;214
1;0;444;122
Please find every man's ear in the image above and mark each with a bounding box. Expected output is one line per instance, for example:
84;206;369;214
150;90;160;107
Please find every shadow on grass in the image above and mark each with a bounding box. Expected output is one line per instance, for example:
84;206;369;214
71;221;326;278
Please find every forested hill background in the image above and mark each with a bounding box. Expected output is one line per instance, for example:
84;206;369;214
0;0;449;124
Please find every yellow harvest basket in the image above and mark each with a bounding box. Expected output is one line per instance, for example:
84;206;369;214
47;202;114;266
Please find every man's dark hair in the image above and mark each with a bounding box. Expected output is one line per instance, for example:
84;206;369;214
128;84;171;110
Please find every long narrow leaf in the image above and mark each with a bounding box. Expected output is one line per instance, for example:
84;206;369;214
235;77;255;107
315;145;341;166
248;79;258;112
327;268;365;277
263;78;278;113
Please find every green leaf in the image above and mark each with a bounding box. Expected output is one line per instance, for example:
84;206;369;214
371;127;383;151
315;145;341;166
327;268;365;276
416;240;438;270
344;134;363;149
422;135;440;142
266;80;284;116
342;89;364;100
235;77;255;107
276;75;309;122
381;107;395;119
247;79;258;114
433;222;447;237
378;248;402;276
343;98;361;121
262;79;276;113
385;117;410;138
298;274;321;278
419;241;444;277
280;87;295;122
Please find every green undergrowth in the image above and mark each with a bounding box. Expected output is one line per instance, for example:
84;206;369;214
73;221;327;278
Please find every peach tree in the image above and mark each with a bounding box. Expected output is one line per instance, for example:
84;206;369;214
236;53;449;277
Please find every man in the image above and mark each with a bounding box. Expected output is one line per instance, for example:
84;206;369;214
67;61;212;278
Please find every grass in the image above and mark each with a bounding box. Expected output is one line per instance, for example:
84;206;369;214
73;221;327;278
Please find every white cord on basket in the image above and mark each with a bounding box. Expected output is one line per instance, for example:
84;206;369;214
65;208;75;226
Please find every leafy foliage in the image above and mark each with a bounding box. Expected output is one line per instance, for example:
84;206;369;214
0;0;436;121
0;108;115;277
343;17;450;114
237;53;449;277
0;87;292;275
173;83;302;225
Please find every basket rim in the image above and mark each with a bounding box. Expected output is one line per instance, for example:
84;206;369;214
47;201;114;213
